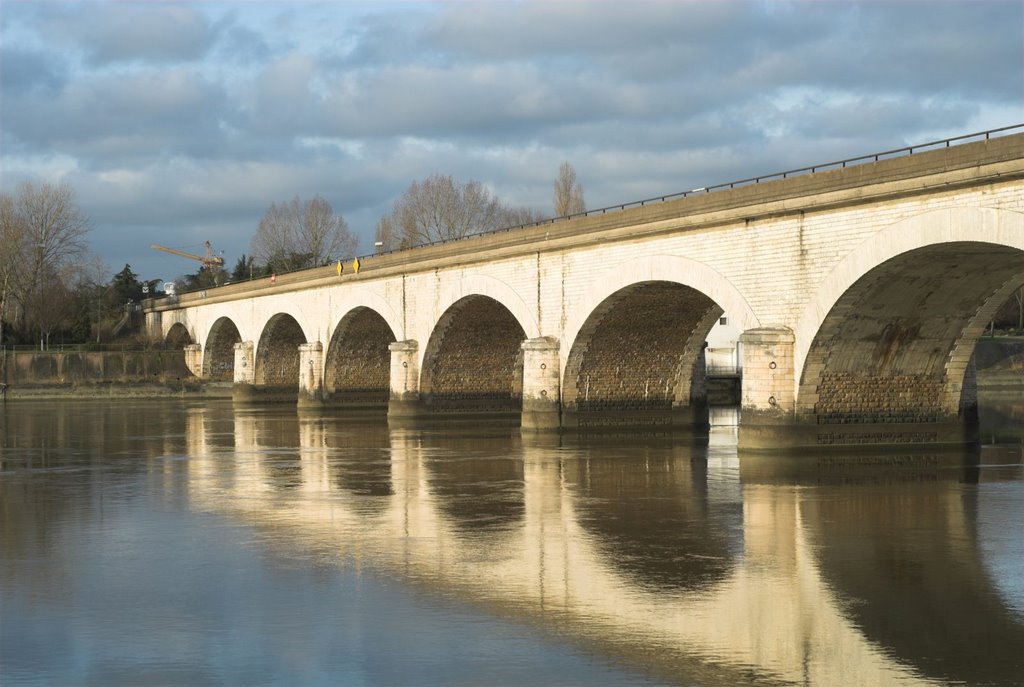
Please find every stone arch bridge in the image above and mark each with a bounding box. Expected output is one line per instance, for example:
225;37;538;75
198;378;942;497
145;130;1024;450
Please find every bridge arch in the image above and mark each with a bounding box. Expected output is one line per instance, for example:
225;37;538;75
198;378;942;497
165;322;193;348
429;274;539;342
561;256;756;426
419;294;528;413
563;255;760;364
562;280;722;424
255;313;307;387
795;207;1024;420
202;316;242;380
323;307;397;405
328;291;404;343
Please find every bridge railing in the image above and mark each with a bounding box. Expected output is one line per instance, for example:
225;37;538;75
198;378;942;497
408;123;1024;247
160;123;1024;301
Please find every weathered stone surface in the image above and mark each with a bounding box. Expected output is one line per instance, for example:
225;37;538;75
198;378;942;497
255;314;305;387
420;295;526;412
324;307;395;405
147;133;1024;447
203;317;241;380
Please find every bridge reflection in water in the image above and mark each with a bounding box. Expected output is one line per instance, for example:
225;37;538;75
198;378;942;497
170;401;1024;686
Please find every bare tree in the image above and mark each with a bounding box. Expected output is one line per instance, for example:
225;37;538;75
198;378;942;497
251;195;356;271
502;205;545;227
374;215;396;252
299;195;356;266
13;182;91;348
252;201;292;269
80;254;112;343
0;192;29;346
18;181;90;281
553;161;586;217
25;263;82;350
379;174;541;249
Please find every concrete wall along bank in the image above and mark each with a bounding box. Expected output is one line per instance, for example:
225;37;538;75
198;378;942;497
0;349;191;387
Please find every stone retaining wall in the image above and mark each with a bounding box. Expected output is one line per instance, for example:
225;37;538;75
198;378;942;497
0;349;191;387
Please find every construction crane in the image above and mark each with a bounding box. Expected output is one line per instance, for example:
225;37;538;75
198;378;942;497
151;241;225;270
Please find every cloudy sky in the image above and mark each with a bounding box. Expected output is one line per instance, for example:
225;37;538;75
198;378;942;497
1;1;1021;281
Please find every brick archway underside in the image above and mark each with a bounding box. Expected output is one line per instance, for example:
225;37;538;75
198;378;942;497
563;281;722;412
202;317;241;381
420;296;527;412
798;242;1024;423
323;308;396;404
166;323;192;348
255;314;306;387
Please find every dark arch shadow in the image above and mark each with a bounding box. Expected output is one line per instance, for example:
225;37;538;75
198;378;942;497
803;473;1024;685
255;314;307;389
420;295;527;417
323;307;397;408
421;429;525;534
799;242;1024;427
564;441;743;593
202;317;241;380
562;281;722;430
165;322;192;348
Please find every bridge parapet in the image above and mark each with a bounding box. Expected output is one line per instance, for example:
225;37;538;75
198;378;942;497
149;130;1024;451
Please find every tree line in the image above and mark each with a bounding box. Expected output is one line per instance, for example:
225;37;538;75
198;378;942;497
7;165;1024;350
0;182;165;349
0;162;588;349
239;161;588;278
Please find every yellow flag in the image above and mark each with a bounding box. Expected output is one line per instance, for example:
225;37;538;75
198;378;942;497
352;257;360;274
336;260;342;276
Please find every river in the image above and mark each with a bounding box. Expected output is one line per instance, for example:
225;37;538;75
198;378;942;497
1;398;1022;686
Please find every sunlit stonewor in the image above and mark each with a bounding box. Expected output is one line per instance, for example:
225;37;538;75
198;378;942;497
146;133;1024;451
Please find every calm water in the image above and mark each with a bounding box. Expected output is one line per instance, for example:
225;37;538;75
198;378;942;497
1;399;1022;686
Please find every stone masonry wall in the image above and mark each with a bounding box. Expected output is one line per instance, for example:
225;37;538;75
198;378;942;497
1;349;191;386
154;134;1024;429
567;282;719;412
422;296;526;410
202;317;241;381
255;315;305;387
324;308;395;403
813;373;946;424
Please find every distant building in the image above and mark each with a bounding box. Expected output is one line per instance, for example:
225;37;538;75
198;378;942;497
706;315;740;374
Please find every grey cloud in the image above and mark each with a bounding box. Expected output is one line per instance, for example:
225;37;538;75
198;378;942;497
0;47;66;95
40;3;218;66
740;2;1023;99
213;23;276;65
1;0;1020;282
423;2;753;63
4;67;232;165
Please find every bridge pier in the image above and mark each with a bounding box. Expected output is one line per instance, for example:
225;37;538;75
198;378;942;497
388;340;421;423
736;328;796;450
737;328;980;452
145;310;162;341
520;337;561;432
232;341;256;403
183;343;203;377
297;342;324;407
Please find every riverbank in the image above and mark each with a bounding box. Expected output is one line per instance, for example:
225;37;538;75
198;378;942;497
1;381;234;400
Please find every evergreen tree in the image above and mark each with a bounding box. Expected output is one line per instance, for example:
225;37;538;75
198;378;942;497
112;264;143;305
